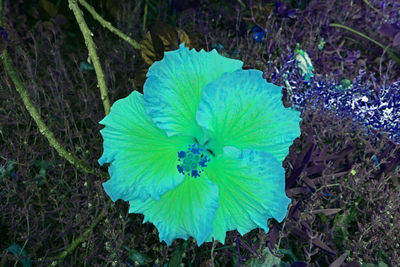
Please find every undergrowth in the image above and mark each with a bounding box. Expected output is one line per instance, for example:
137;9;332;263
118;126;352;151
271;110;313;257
0;0;399;266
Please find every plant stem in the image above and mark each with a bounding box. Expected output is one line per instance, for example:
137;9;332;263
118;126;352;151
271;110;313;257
362;0;383;15
329;23;400;66
143;0;148;33
68;0;111;115
1;0;111;264
77;0;140;50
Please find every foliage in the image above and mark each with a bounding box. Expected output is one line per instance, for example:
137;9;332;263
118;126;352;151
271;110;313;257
0;0;399;266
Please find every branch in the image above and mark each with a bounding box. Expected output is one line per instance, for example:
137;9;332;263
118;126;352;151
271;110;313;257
68;0;111;115
362;0;384;15
1;50;109;180
77;0;141;50
1;1;111;263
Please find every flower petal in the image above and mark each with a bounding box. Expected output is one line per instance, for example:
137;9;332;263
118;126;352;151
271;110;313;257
129;174;219;246
98;91;193;202
204;146;291;244
196;69;302;161
143;43;243;143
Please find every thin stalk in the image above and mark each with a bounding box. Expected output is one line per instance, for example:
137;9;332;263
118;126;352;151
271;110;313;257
362;0;384;15
143;0;148;33
329;23;400;65
68;0;111;115
77;0;140;50
1;1;111;264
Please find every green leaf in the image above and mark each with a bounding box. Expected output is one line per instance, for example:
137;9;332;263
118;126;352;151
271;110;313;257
333;226;348;248
340;79;352;89
279;248;299;263
167;240;188;267
123;246;152;265
317;37;325;50
362;262;389;267
244;247;288;267
343;196;362;225
378;251;389;266
6;243;32;267
79;62;94;72
316;213;328;224
299;0;309;10
0;160;17;178
39;0;58;17
33;160;55;186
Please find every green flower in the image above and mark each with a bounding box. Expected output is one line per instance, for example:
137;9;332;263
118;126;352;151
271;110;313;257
294;43;314;81
98;44;302;246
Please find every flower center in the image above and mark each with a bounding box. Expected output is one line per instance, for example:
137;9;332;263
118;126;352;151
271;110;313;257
177;143;211;178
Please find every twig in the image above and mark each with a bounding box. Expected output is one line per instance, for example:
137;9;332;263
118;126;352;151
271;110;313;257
0;0;3;26
77;0;140;50
234;232;242;266
237;0;246;9
1;1;111;264
235;235;260;258
329;23;400;65
210;238;216;267
143;0;148;33
248;0;266;33
68;0;111;115
362;0;384;15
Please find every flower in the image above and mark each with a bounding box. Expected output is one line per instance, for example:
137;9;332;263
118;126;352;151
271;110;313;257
98;44;302;246
251;26;266;43
294;43;314;81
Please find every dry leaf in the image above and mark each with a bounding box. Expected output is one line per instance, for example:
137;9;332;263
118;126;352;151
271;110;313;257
136;22;195;88
106;0;123;21
39;0;58;18
140;22;192;66
133;68;150;90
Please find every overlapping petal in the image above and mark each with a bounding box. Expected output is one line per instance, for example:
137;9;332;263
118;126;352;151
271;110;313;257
143;43;243;144
203;146;292;244
100;45;298;248
129;173;219;246
98;91;193;202
196;69;302;162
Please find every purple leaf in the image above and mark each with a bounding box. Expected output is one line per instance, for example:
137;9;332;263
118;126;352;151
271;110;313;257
311;237;336;256
329;252;349;267
287;187;309;197
286;143;314;189
378;23;400;37
288;200;301;221
393;31;400;47
301;176;316;192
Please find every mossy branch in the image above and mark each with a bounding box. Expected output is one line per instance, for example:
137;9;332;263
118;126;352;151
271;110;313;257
68;0;111;115
77;0;141;50
2;50;111;262
1;50;109;180
329;23;400;66
2;50;111;265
